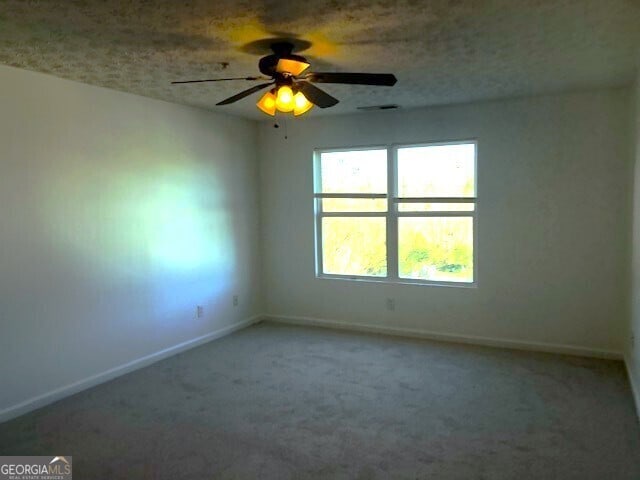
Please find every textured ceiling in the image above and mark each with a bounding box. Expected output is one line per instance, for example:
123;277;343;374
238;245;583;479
1;0;639;120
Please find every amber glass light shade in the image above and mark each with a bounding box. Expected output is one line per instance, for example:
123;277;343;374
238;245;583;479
256;90;277;116
293;92;314;116
257;87;315;117
275;86;295;112
277;58;310;76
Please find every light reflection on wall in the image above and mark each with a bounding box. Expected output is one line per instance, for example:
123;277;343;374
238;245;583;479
0;63;260;413
142;176;232;271
39;146;236;322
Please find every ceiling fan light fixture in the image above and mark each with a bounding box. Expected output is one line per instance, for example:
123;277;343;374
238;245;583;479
275;85;295;112
293;91;314;116
173;41;397;118
256;90;277;116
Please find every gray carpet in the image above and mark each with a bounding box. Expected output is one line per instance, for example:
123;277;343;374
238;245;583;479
0;321;639;479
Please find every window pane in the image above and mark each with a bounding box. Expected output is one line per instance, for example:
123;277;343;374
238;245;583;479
319;150;387;194
322;198;387;212
322;217;387;276
397;202;474;212
398;217;473;282
397;143;475;197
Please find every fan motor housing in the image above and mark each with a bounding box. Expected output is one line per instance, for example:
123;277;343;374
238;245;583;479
259;41;308;77
259;53;308;77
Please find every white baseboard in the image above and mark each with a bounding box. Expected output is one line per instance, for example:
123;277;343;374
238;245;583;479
264;314;623;360
0;315;262;424
624;355;640;422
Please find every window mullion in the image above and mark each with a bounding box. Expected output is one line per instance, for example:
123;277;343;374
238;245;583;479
387;146;399;280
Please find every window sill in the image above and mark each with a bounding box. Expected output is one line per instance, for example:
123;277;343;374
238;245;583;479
316;274;477;289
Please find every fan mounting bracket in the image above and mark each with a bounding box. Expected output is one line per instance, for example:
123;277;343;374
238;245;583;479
270;41;295;56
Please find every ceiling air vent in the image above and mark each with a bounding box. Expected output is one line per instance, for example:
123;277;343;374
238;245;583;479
357;104;399;111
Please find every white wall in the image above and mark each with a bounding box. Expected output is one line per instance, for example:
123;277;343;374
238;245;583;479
0;65;261;416
629;69;640;408
0;65;633;420
259;89;632;355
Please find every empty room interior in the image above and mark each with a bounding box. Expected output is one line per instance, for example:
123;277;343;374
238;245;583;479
1;0;640;478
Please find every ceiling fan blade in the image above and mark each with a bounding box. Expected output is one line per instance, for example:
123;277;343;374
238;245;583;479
216;82;274;105
304;72;397;86
276;58;310;76
297;82;339;108
171;76;267;84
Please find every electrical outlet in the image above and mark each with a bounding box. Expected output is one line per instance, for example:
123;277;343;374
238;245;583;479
386;298;395;311
233;295;239;307
196;305;204;318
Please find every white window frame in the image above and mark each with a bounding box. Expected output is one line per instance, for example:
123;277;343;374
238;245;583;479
313;139;478;288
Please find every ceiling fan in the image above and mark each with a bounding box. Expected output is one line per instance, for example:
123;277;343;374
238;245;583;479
171;41;397;117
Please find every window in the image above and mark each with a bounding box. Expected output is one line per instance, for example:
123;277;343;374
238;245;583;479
314;141;477;285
